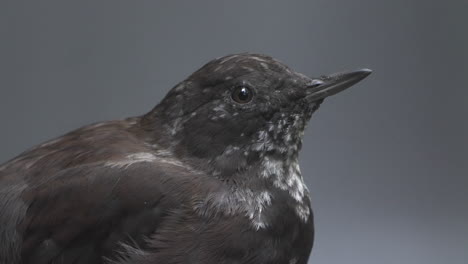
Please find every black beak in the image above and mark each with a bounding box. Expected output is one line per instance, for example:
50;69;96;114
306;68;372;101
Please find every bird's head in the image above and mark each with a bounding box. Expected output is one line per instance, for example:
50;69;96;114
144;53;371;176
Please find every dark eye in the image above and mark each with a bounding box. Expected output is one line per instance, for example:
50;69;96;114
232;86;253;104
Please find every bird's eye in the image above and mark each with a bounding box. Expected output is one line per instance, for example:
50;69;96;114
231;86;253;104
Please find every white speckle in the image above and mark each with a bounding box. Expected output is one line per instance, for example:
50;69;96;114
260;156;284;179
153;149;172;157
155;157;187;168
225;76;233;80
250;191;273;230
115;242;150;259
241;66;254;72
194;188;273;230
175;95;183;102
170;117;182;136
260;62;269;70
276;160;306;202
268;123;275;132
289;258;298;264
252;130;277;152
85;122;108;129
174;83;185;91
213;104;227;113
257;152;310;222
250;56;267;63
258;130;268;139
212;104;229;120
220;55;239;64
224;145;240;155
37;137;63;148
295;203;310;222
104;151;189;170
126;119;138;126
214;65;223;72
144;142;160;149
225;64;236;71
105;152;157;169
191;112;197;117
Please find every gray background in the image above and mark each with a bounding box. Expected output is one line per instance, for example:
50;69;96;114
1;1;467;263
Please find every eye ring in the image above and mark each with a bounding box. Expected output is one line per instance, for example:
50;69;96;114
231;85;253;104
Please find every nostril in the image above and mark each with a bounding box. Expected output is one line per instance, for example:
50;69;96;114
307;79;324;88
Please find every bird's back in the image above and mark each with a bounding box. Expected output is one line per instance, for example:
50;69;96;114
0;117;164;263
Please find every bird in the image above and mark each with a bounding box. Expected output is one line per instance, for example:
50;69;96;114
0;53;371;264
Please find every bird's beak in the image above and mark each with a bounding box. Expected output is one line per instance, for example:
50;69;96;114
306;68;372;101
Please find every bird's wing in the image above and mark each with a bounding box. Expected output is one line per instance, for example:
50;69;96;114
1;157;200;264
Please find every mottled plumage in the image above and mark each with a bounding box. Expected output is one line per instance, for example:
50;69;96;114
0;53;371;264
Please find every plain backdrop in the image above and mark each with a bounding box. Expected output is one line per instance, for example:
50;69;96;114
1;1;467;263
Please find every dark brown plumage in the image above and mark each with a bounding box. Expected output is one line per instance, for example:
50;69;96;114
0;53;371;264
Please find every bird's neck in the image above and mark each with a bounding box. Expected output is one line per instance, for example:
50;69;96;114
139;115;312;227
